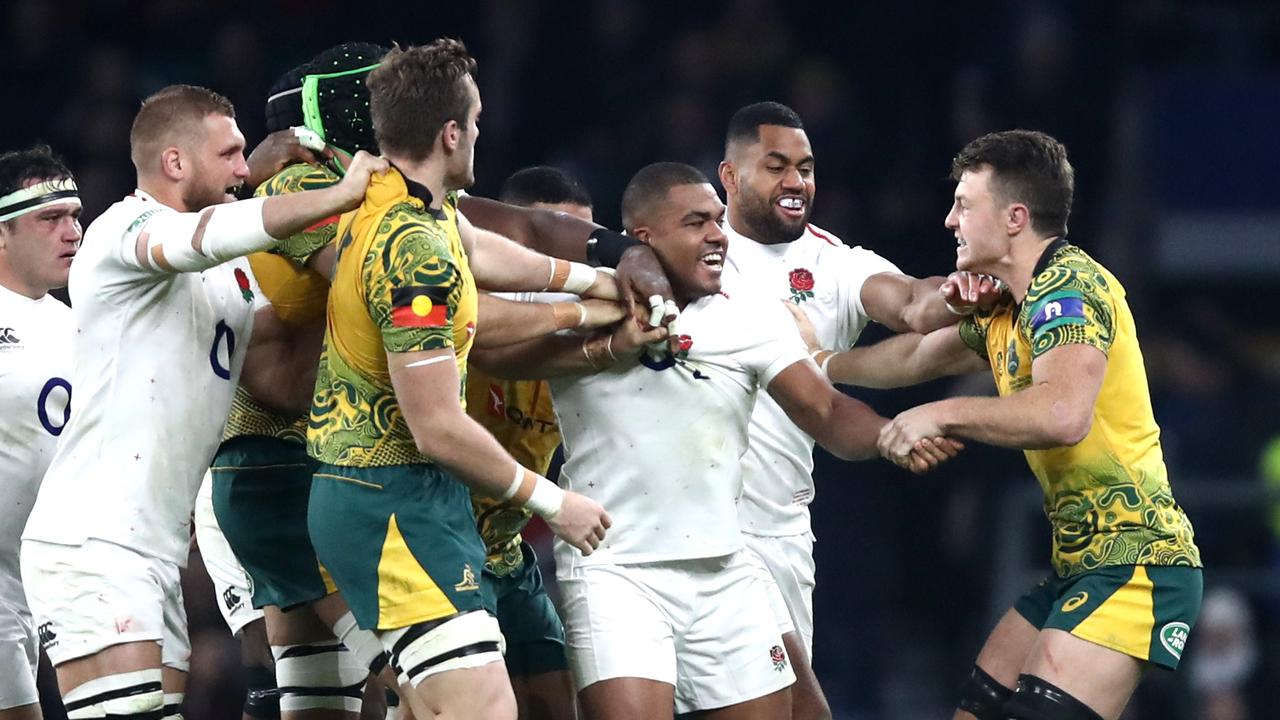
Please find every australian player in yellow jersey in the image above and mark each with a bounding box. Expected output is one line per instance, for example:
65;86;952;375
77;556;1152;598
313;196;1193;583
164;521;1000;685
306;40;619;720
464;166;598;720
801;131;1201;720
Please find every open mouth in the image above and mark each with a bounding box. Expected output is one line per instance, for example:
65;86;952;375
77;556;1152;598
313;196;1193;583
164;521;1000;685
700;250;725;271
225;184;243;199
956;235;967;248
776;195;806;220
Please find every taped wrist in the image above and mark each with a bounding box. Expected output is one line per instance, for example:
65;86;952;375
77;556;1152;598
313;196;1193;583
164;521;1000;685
586;228;640;268
546;258;598;294
502;464;565;519
135;198;275;273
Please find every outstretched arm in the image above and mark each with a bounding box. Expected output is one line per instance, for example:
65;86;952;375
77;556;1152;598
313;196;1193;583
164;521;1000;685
472;294;624;349
766;359;962;472
457;211;618;299
469;310;667;380
860;271;1003;334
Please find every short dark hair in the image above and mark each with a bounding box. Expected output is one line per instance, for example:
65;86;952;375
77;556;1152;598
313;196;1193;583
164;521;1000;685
0;144;74;198
368;39;477;162
499;166;592;209
951;130;1075;237
266;42;388;156
130;85;236;172
621;162;710;231
725;101;804;154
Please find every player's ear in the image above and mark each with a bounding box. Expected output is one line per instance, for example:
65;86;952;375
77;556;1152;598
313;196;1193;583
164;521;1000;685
632;226;653;245
1006;202;1030;236
718;160;737;195
440;120;461;153
160;146;184;181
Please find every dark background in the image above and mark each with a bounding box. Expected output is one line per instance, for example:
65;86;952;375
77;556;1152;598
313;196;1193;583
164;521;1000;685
5;1;1279;718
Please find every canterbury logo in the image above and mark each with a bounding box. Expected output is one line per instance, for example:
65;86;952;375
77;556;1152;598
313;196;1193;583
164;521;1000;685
0;327;18;344
1061;591;1089;613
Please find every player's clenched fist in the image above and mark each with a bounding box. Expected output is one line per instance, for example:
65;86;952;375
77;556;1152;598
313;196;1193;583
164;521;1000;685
332;151;390;210
546;491;612;556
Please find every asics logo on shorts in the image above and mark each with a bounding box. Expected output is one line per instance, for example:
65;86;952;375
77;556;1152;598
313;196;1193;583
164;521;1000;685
1061;591;1089;612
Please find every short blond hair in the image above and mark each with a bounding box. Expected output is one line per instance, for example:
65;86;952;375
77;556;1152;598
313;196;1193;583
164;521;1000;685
129;84;235;172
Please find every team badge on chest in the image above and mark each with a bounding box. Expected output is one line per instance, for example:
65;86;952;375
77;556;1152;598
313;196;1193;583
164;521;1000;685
788;268;815;303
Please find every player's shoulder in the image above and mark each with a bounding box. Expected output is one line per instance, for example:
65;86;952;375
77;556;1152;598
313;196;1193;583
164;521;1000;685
1025;241;1116;306
255;162;341;198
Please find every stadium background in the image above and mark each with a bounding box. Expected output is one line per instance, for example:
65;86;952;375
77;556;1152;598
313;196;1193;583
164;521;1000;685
4;1;1278;717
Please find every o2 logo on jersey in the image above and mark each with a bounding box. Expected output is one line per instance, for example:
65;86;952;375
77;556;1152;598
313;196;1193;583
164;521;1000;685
37;377;72;436
210;319;236;380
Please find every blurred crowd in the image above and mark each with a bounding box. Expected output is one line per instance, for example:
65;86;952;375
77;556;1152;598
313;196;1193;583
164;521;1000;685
4;1;1278;717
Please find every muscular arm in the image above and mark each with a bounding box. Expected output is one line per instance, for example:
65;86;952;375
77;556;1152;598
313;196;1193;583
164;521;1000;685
239;305;325;416
825;326;988;389
859;272;953;334
766;360;888;460
879;344;1105;460
473;294;623;349
456;211;616;298
457;194;596;260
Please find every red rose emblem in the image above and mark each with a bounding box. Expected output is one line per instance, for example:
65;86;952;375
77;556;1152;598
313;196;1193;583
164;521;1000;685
769;644;787;671
788;268;815;303
676;334;694;353
233;268;254;303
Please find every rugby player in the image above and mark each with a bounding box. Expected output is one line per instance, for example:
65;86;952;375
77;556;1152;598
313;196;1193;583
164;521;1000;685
304;40;619;720
807;130;1202;720
0;144;80;720
20;84;385;720
717;101;1000;720
495;162;960;720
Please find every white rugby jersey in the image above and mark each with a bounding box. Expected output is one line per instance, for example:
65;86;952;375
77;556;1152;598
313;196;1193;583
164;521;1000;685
0;285;72;604
23;191;264;565
721;222;900;537
550;291;809;571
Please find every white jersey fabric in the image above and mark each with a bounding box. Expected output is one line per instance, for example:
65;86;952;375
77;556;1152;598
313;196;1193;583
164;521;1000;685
23;190;264;565
550;291;809;571
722;222;900;536
0;284;72;706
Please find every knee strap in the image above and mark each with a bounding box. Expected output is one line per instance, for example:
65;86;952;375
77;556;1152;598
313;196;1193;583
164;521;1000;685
243;665;280;719
957;665;1013;720
271;642;365;713
382;610;503;687
1004;674;1104;720
163;692;183;718
332;610;390;674
63;669;164;720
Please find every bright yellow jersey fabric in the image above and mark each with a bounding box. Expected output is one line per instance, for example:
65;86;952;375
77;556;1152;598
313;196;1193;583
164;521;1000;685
223;163;340;444
308;169;477;467
464;370;562;576
959;240;1201;578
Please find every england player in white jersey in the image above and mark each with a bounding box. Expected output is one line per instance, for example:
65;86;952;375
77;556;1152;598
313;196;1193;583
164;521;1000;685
20;85;386;720
716;102;1000;720
501;163;960;720
0;145;81;720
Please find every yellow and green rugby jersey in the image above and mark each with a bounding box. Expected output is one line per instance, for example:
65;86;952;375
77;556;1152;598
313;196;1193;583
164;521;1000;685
223;163;340;444
308;169;477;467
959;239;1201;578
464;371;562;576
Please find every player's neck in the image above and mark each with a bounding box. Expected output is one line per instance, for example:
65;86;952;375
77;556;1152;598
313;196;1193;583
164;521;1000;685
1006;234;1060;304
136;178;191;213
387;155;446;210
0;262;48;300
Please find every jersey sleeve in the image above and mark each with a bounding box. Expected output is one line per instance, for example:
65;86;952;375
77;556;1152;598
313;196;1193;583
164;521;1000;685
736;298;812;389
957;312;991;359
1019;262;1116;359
255;163;342;265
368;212;463;355
837;246;903;327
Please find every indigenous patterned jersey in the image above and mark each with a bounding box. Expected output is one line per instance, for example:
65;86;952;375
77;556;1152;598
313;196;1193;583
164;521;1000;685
223;163;339;444
959;240;1201;578
465;370;561;576
308;169;476;467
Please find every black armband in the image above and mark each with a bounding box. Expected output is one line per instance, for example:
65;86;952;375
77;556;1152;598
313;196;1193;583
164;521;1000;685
585;228;640;268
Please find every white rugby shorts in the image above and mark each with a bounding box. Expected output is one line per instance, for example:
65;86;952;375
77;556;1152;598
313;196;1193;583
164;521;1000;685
193;471;262;636
558;549;796;714
20;538;191;671
0;594;38;709
744;531;816;660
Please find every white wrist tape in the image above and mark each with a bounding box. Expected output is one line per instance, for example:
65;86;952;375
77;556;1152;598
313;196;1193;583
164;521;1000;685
563;261;598;295
502;464;565;518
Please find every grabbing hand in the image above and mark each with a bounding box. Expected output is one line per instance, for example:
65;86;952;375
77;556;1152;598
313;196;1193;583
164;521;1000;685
578;298;627;330
783;301;821;354
878;403;964;471
333;151;390;211
616;245;677;326
246;128;334;190
940;272;1005;314
609;305;671;360
545;491;611;555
